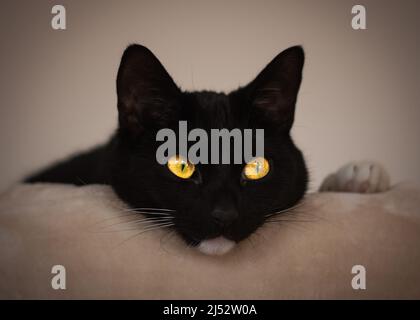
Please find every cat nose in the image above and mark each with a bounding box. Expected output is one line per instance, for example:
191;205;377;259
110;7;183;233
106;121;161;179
211;207;238;228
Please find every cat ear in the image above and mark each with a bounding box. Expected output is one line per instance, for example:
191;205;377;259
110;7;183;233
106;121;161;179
116;44;181;137
247;46;304;131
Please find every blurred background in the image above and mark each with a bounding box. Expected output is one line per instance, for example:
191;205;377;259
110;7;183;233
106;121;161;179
0;0;419;192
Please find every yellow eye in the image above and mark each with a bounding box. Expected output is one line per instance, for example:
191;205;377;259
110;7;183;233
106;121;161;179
242;157;270;180
167;155;195;179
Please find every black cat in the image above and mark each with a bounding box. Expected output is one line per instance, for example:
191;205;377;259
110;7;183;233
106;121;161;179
26;45;308;255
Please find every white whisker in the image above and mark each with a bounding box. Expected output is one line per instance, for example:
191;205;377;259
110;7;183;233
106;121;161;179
120;210;174;216
120;207;175;213
99;221;174;234
100;216;174;229
265;199;307;218
118;223;175;246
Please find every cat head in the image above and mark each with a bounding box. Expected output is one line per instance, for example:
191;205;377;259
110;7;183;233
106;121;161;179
111;44;308;255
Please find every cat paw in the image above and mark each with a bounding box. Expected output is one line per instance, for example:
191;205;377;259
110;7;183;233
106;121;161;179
319;161;390;193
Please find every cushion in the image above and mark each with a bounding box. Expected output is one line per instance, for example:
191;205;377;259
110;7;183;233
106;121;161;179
0;182;419;299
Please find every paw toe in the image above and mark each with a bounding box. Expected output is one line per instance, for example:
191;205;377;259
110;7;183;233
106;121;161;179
320;161;390;193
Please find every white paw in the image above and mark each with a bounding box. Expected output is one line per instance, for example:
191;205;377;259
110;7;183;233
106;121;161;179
320;161;390;193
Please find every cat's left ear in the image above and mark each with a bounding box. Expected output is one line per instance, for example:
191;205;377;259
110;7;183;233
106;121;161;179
116;44;182;137
246;46;304;131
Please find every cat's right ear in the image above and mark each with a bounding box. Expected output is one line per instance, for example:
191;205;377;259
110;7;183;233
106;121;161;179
245;46;305;132
116;44;181;137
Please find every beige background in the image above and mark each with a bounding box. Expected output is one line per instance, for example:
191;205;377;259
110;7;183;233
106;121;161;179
0;0;419;192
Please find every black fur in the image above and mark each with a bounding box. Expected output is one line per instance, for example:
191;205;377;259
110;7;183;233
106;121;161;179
26;45;308;245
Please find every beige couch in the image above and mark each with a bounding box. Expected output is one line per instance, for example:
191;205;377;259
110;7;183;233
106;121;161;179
0;182;419;299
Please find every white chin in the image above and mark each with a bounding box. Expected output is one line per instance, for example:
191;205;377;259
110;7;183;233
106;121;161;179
197;236;236;256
